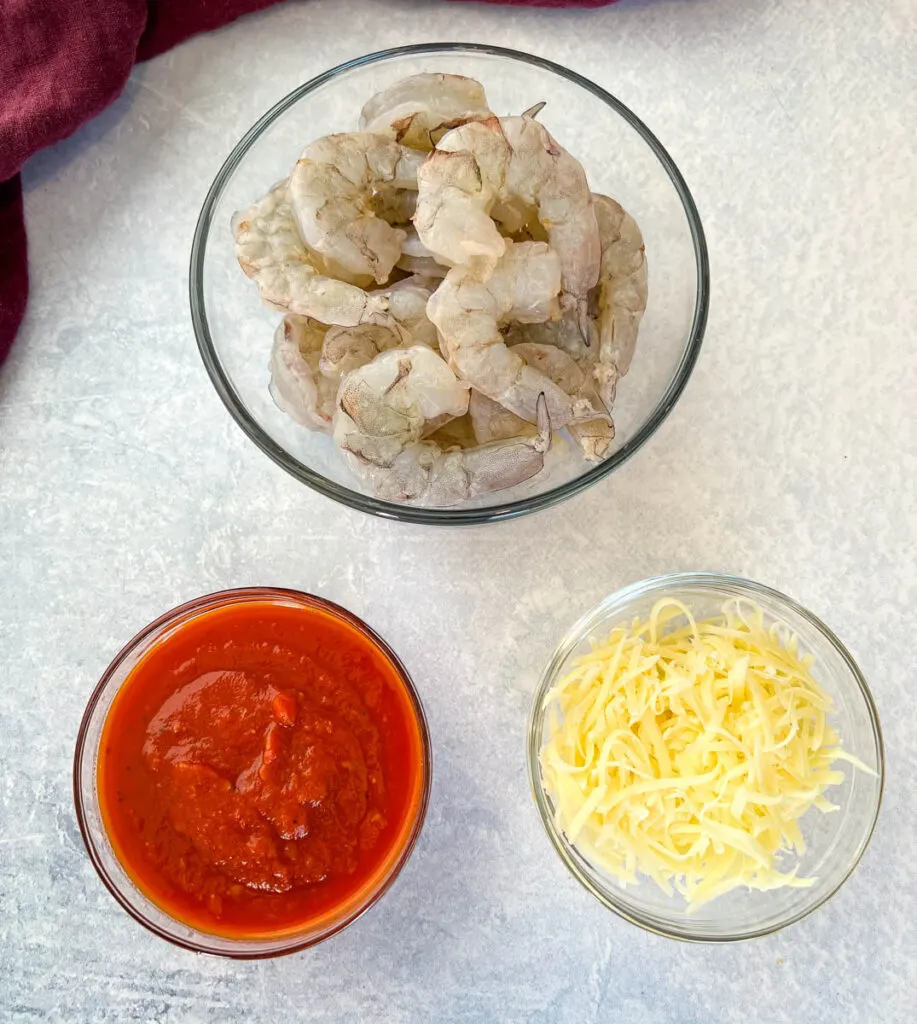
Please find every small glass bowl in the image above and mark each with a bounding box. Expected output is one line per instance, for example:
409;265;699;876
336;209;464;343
73;588;432;958
527;573;884;942
190;42;709;525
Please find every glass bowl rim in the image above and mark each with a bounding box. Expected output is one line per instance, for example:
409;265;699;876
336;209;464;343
72;586;433;959
189;41;710;525
525;571;886;942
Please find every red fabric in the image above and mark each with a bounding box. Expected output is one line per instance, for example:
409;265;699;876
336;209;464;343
0;177;28;358
0;0;618;365
137;0;282;60
454;0;613;5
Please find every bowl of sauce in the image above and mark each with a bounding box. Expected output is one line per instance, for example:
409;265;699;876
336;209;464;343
74;588;431;957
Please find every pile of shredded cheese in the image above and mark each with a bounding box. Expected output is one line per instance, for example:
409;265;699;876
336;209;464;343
539;598;870;907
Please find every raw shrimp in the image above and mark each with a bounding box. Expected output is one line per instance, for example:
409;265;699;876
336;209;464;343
370;186;416;226
289;133;425;284
333;347;552;506
503;311;589;363
360;73;492;152
426;412;480;450
591;193;648;403
269;316;337;433
503;196;647;408
232;180;391;326
317;272;441;393
500;115;600;329
381;275;440;346
396;226;448;279
415;115;600;333
274;312;432;431
468;391;534;444
335;346;470;463
319;323;405;380
511;342;614;461
320;277;439;381
426;240;607;427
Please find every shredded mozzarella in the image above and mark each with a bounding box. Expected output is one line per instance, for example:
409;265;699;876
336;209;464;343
539;598;873;907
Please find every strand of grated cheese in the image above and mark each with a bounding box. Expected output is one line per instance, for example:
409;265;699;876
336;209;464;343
539;598;874;908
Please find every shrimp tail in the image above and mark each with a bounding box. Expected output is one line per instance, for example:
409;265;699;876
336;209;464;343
453;392;552;500
577;304;595;348
533;392;551;452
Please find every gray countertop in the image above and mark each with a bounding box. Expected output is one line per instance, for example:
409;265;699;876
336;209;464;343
2;0;916;1021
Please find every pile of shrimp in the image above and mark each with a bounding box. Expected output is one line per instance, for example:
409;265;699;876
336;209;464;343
232;72;647;507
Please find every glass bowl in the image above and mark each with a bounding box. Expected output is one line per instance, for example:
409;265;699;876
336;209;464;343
527;573;884;942
73;588;432;958
190;43;709;525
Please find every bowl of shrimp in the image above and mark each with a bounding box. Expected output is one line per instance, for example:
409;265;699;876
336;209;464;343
190;43;709;524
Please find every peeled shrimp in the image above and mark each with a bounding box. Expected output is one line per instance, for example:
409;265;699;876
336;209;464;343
426;240;607;427
273;312;433;434
371;187;417;226
503;311;589;363
333;347;551;506
335;346;469;461
381;275;440;346
234;79;644;508
269;316;337;433
465;325;614;458
503;196;647;408
426;412;480;450
511;342;614;461
316;273;440;397
360;73;492;152
320;274;439;380
415;115;600;334
319;323;405;380
396;226;448;279
232;180;391;326
468;390;535;444
591;193;648;404
289;133;425;285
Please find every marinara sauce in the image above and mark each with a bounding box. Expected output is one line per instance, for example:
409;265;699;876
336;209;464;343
97;594;428;939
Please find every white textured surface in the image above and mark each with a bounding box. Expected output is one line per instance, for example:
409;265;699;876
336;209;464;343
1;0;916;1020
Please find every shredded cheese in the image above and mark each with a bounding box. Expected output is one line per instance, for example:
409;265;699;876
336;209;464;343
539;598;873;908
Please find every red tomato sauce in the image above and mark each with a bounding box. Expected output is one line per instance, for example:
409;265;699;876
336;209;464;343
98;598;427;938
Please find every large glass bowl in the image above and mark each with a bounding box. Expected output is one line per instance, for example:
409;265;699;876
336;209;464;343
527;573;884;942
190;44;709;524
73;588;432;958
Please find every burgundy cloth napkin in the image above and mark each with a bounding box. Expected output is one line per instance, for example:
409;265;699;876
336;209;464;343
0;0;617;365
